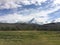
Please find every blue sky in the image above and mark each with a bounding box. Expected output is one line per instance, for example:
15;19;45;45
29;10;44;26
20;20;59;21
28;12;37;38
0;0;60;24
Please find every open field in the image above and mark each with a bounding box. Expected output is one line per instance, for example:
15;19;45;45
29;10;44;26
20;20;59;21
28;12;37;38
0;31;60;45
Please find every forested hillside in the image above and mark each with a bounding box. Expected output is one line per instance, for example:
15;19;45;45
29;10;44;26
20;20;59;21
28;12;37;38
0;23;60;31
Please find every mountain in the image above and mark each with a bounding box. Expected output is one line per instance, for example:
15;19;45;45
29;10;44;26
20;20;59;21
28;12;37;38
0;22;60;31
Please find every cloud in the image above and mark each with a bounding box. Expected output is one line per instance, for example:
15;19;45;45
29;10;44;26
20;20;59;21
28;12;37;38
0;10;49;24
0;0;21;9
0;13;33;23
0;0;60;24
54;0;60;4
0;0;47;9
54;18;60;22
0;0;59;9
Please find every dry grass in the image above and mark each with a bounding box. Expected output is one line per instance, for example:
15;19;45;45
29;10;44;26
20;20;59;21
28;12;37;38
0;31;60;45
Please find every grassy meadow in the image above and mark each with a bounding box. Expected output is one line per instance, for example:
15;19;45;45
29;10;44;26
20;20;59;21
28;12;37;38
0;31;60;45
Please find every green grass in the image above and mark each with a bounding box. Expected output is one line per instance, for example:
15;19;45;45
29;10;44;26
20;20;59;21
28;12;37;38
0;31;60;45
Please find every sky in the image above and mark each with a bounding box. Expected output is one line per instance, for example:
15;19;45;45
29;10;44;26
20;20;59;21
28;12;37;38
0;0;60;24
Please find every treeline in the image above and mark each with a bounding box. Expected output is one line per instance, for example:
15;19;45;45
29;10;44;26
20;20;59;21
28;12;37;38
0;23;60;31
0;23;41;31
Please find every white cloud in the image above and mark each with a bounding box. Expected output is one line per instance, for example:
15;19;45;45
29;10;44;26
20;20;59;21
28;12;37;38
0;2;60;24
0;0;22;9
0;4;59;24
0;10;49;24
54;18;60;22
29;0;46;5
0;13;33;23
0;0;47;9
0;0;60;24
54;0;60;4
28;2;60;24
35;17;48;24
28;11;49;24
0;0;59;9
